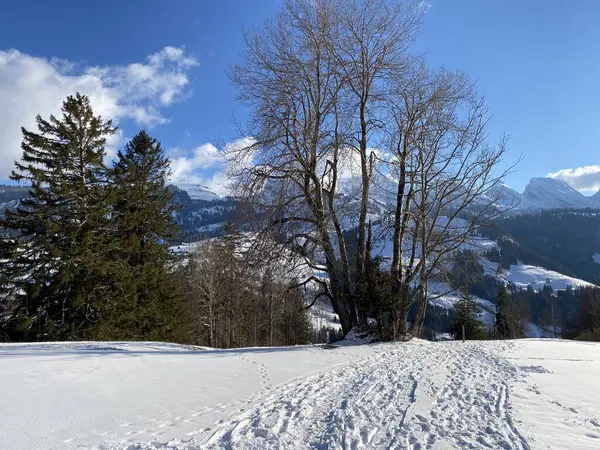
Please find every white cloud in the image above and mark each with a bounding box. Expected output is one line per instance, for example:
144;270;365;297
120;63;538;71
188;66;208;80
86;46;198;114
167;143;230;196
168;143;222;182
223;137;258;170
166;137;261;197
0;47;198;179
199;172;231;197
547;165;600;192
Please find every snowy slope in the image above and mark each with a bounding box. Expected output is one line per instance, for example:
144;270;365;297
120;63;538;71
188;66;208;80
2;340;600;449
488;182;531;210
522;177;592;210
173;183;220;201
0;342;376;449
482;259;596;291
428;281;496;327
591;189;600;206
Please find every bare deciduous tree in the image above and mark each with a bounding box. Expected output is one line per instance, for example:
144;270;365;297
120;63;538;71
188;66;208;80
226;0;511;339
381;66;510;338
183;236;312;348
226;0;423;335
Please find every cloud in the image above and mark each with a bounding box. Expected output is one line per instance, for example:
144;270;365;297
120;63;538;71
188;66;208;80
86;46;198;115
167;142;229;196
168;143;222;182
199;172;231;197
547;165;600;192
166;137;261;197
0;47;198;179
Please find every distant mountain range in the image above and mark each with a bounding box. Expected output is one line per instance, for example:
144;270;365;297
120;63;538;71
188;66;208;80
490;177;600;212
2;177;600;241
0;183;235;241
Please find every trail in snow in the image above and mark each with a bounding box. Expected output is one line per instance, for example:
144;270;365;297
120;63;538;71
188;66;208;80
7;339;599;450
128;341;529;450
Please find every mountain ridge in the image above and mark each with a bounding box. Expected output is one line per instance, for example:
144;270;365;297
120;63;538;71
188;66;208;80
481;177;600;212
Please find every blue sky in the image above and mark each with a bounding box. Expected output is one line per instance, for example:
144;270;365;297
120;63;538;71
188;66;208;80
1;0;599;194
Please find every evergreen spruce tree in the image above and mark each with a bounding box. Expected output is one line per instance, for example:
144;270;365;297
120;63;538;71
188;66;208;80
495;285;512;339
101;130;187;341
0;93;115;340
451;292;486;340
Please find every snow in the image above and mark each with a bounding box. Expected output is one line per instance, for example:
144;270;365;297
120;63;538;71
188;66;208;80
481;258;595;292
309;298;342;332
501;263;595;291
0;341;375;449
504;340;600;449
174;183;220;201
169;241;207;254
3;339;600;449
478;176;600;213
428;281;495;327
525;322;559;338
522;177;592;210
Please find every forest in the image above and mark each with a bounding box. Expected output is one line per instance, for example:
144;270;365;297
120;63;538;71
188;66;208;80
1;0;600;346
482;210;600;284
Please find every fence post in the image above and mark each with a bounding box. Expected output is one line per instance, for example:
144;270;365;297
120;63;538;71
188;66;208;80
462;325;465;342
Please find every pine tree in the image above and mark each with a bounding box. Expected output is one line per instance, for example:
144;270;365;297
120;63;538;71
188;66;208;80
0;94;115;340
495;285;512;339
451;292;486;340
100;130;186;341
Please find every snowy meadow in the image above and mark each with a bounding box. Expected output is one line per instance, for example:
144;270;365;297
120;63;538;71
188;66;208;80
1;339;599;449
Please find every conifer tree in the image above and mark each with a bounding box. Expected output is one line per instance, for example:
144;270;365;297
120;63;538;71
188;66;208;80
495;285;512;339
101;130;185;341
0;93;115;340
451;292;486;340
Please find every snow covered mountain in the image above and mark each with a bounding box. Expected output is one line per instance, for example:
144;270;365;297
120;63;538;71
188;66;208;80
469;177;600;213
591;188;600;206
522;177;592;210
172;183;220;201
486;183;532;210
364;176;600;215
0;185;30;217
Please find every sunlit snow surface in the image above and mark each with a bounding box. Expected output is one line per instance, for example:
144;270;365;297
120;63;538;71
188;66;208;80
1;339;600;449
482;259;596;291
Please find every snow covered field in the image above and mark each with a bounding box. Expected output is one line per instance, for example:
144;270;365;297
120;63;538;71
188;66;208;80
481;259;596;292
1;339;599;449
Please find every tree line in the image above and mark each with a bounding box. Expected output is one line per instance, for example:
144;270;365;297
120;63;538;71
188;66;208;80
482;210;600;285
0;94;316;346
445;249;600;341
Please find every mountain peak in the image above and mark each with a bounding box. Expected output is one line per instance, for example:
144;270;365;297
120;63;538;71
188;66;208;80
522;177;590;209
172;183;220;201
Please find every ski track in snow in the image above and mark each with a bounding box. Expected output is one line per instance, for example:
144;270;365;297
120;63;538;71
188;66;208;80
122;341;531;450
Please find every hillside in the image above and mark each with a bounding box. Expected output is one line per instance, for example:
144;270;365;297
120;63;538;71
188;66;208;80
485;210;600;285
1;339;599;449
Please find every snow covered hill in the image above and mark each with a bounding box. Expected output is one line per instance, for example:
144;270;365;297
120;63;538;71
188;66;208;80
1;339;599;449
173;183;221;201
482;259;596;291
